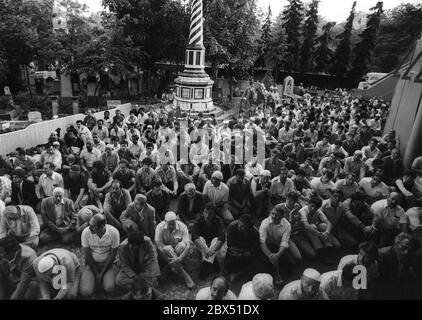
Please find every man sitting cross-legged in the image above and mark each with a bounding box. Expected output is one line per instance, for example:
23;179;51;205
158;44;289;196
79;214;119;297
39;187;78;245
192;203;225;279
115;231;162;299
155;211;194;289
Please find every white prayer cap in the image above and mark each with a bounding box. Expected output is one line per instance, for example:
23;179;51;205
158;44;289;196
37;256;55;273
303;268;321;282
211;171;224;181
252;273;274;300
262;170;271;177
165;211;177;222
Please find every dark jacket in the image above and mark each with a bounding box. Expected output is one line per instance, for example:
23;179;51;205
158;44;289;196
120;202;156;239
117;237;160;278
177;191;204;221
11;179;38;208
40;197;77;231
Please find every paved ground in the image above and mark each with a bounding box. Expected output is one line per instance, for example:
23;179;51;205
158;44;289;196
35;198;356;300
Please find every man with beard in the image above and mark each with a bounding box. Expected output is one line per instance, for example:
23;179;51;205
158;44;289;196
196;275;237;300
80;141;100;172
279;268;329;300
343;150;366;181
92;119;109;141
92;132;105;153
270;167;295;205
115;231;160;296
343;191;374;243
370;192;407;247
334;173;359;199
103;180;132;232
38;162;64;199
227;169;253;218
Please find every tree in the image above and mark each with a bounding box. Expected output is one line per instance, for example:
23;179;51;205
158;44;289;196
330;1;356;77
348;2;384;82
0;0;56;94
281;0;304;72
370;3;422;72
270;13;289;83
299;0;319;73
204;0;260;96
255;5;273;69
314;22;336;73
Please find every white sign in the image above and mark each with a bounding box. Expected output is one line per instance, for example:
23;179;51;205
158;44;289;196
107;100;122;108
283;76;294;96
4;86;11;96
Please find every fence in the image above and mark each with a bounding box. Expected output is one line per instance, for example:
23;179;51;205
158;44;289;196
0;103;132;155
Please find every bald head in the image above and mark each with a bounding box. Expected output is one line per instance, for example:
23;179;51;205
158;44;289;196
89;213;106;234
388;192;402;208
210;275;229;300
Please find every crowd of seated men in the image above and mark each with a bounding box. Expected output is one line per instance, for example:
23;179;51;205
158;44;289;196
1;93;422;300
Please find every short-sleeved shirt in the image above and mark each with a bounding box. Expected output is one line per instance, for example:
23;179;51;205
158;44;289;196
371;199;406;230
81;224;120;263
359;178;390;200
270;177;295;200
80;148;102;169
39;172;64;197
65;172;88;196
299;205;328;226
202;181;229;203
155;220;190;248
311;177;335;199
259;216;291;248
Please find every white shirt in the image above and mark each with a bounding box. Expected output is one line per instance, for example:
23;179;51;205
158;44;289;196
81;224;120;263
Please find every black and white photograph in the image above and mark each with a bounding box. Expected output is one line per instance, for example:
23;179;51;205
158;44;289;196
0;0;422;309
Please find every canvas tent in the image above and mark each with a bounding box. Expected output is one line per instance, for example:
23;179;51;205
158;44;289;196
384;35;422;168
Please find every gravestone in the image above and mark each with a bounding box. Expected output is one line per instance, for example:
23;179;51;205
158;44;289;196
61;71;73;112
283;76;294;97
72;97;79;115
51;96;59;117
4;86;11;96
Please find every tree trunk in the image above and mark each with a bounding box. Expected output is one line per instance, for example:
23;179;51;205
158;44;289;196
137;65;141;96
24;64;33;101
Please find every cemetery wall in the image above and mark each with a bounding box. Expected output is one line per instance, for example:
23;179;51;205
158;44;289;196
0;103;132;155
